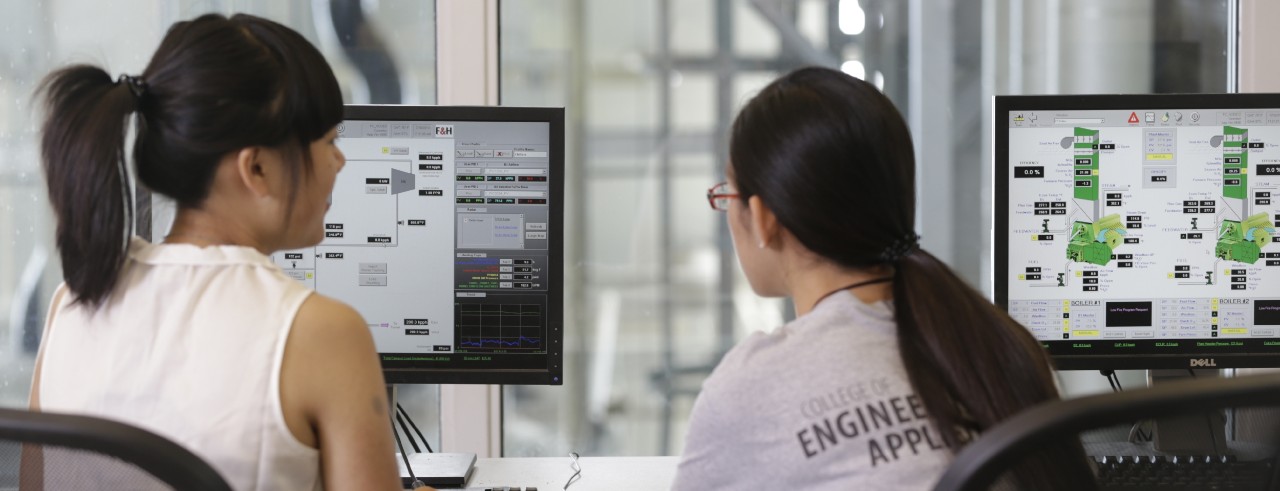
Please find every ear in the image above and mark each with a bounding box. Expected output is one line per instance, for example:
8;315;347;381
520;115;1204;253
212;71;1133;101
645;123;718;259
747;195;781;249
233;147;271;198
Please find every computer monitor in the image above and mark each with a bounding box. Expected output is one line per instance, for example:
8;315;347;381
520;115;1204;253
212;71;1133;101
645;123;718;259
271;105;564;385
995;94;1280;370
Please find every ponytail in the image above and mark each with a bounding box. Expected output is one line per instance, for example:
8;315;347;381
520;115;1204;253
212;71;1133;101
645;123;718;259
730;66;1097;488
892;249;1097;489
36;15;344;308
39;65;139;308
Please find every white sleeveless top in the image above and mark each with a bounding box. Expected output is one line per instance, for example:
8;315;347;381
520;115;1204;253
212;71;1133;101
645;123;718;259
36;237;321;490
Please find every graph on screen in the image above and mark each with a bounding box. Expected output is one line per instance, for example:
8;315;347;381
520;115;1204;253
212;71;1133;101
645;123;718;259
455;302;545;352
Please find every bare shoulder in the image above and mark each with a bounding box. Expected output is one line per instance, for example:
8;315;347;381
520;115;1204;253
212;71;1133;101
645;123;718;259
279;292;383;448
292;293;370;341
281;293;379;407
280;293;398;488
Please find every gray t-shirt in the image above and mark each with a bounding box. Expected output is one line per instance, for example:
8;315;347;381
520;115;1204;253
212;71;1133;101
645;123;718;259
672;292;955;490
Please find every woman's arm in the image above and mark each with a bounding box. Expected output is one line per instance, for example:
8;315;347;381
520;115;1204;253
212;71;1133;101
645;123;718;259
281;293;433;490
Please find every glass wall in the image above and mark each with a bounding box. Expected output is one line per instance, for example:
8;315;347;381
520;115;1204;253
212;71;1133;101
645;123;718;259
0;0;438;434
498;0;1232;457
0;0;1235;462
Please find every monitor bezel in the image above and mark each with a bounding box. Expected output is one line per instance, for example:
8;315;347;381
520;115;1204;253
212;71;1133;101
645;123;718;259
342;104;565;385
994;93;1280;370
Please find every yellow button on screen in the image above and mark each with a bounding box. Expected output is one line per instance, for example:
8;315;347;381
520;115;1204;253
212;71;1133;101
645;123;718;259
1223;328;1248;335
1073;330;1101;337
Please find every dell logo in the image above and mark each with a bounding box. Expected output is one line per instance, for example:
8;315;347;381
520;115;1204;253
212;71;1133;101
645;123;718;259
1190;358;1217;368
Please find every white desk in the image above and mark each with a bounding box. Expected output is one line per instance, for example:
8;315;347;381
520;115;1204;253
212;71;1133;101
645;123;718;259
443;456;678;490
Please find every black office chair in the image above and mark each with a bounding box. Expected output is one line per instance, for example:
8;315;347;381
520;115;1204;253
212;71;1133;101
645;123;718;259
933;372;1280;491
0;407;232;490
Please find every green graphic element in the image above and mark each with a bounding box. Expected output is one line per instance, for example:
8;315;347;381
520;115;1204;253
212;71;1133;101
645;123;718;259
1215;212;1276;264
1214;126;1274;264
1064;127;1123;266
1073;127;1100;201
1223;126;1248;200
1067;214;1126;266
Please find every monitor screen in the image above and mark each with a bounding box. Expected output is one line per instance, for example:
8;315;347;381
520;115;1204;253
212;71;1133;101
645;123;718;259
272;105;564;384
994;95;1280;369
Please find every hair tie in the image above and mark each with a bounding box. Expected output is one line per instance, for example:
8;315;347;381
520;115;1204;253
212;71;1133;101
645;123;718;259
879;233;921;263
117;74;148;100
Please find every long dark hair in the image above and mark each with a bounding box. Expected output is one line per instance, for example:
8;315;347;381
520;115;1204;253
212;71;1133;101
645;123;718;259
39;13;343;308
730;67;1095;488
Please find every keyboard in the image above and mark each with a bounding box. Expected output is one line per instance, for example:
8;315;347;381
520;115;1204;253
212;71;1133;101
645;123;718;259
1094;455;1276;490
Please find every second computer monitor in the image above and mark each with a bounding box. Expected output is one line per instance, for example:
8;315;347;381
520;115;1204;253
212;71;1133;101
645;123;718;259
273;105;564;385
995;94;1280;369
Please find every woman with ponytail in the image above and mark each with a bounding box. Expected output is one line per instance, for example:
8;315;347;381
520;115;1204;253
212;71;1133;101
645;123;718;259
29;14;426;490
672;67;1096;489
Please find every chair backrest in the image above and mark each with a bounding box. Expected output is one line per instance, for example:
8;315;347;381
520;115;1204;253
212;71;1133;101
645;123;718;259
933;372;1280;491
0;407;232;491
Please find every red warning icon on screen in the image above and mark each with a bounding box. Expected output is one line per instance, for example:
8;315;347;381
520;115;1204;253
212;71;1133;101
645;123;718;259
1128;112;1140;124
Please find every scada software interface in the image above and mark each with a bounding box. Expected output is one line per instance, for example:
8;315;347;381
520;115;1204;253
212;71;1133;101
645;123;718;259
272;120;553;367
1004;109;1279;354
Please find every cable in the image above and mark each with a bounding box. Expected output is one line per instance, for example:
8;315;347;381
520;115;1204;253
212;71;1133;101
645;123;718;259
1126;420;1152;443
1182;368;1223;455
1100;370;1119;392
563;452;582;490
394;411;421;453
1106;370;1151;443
392;416;427;490
397;402;434;453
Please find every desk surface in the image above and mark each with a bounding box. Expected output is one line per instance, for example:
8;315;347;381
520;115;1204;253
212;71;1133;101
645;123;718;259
443;456;678;491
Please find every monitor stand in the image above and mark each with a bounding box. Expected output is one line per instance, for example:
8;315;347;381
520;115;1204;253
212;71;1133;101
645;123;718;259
1149;369;1230;455
396;452;477;488
387;385;478;488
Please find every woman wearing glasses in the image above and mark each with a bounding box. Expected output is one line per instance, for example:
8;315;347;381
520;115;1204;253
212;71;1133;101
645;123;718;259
672;67;1094;489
